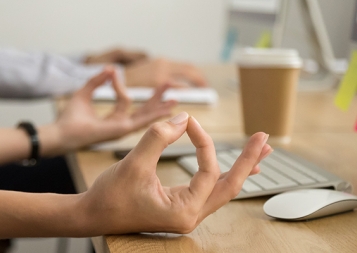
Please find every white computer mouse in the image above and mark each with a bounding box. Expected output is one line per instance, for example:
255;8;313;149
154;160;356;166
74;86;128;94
263;189;357;220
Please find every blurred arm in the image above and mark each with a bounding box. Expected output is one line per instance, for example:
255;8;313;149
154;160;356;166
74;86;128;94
0;48;124;98
0;67;176;165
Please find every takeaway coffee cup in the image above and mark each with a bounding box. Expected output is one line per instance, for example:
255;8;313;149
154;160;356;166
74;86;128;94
237;48;302;144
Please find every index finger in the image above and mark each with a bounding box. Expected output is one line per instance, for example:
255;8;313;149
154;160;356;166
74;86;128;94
111;67;131;111
186;117;220;205
76;67;113;100
226;132;269;185
199;132;268;218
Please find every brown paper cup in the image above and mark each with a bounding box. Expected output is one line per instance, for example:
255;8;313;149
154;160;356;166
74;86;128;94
237;48;302;144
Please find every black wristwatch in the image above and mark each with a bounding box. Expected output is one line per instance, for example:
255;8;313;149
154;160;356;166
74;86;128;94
17;121;40;166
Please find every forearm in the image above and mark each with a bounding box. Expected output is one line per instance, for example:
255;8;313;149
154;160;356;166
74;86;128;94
0;191;89;238
0;124;64;165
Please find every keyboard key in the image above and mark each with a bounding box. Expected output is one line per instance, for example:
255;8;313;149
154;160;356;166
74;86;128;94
242;178;262;192
178;156;198;175
217;152;236;167
270;151;328;182
230;149;243;157
260;164;292;183
249;174;278;190
263;157;316;185
260;164;298;188
217;160;231;173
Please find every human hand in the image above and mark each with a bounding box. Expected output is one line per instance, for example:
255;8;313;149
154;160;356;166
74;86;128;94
125;58;207;88
84;48;148;66
39;67;176;156
80;112;272;235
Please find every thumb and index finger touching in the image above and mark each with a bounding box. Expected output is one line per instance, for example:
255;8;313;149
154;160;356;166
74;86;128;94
126;112;271;197
75;66;130;108
125;112;217;183
130;114;222;211
125;111;219;184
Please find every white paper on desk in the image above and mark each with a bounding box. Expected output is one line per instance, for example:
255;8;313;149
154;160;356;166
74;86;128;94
93;86;219;105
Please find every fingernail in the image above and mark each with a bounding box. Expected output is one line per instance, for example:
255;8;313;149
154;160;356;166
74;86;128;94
263;134;269;146
169;112;189;125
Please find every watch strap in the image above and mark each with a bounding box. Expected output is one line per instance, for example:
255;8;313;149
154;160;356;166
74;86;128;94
17;122;40;166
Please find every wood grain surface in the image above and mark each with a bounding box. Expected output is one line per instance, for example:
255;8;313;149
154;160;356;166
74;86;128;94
74;65;357;253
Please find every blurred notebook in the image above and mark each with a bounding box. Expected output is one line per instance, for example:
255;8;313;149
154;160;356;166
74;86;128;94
93;86;219;105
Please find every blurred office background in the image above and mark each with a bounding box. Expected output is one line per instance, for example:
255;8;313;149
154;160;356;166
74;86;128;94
0;0;355;64
0;0;356;253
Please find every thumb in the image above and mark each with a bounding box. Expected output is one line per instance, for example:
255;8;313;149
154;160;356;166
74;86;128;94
124;112;189;170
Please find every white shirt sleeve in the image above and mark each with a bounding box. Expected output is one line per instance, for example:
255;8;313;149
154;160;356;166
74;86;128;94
0;48;125;98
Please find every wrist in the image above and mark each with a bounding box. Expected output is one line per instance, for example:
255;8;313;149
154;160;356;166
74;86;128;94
61;193;95;237
37;123;66;157
31;193;94;237
46;193;90;237
75;190;112;236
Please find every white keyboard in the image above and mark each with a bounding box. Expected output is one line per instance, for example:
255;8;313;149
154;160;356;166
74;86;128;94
177;148;352;199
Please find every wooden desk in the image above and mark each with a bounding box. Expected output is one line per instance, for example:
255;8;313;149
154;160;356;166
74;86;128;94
71;65;357;253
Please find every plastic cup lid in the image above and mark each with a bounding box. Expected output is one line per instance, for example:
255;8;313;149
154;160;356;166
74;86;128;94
237;48;302;68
